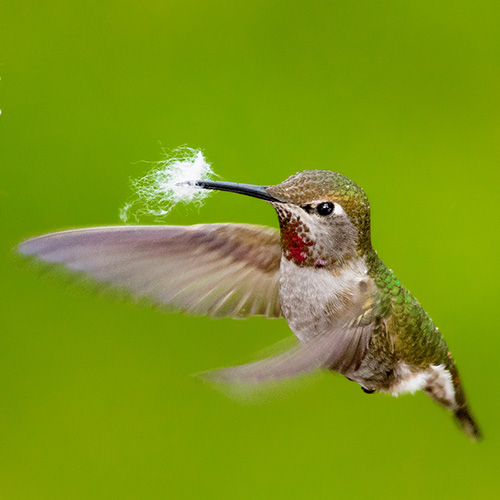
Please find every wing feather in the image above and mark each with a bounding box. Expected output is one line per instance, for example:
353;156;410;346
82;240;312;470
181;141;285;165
19;224;282;318
205;290;376;385
203;321;372;384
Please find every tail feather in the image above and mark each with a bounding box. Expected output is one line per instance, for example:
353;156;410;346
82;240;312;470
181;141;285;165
454;406;482;441
424;363;481;441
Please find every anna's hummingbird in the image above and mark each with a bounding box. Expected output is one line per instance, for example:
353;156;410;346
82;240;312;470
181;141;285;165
19;170;481;440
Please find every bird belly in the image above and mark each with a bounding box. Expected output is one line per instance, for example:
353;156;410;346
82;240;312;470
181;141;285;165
386;362;457;405
389;364;432;396
341;357;457;402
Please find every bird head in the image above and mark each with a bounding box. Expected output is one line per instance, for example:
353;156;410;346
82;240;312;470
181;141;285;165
196;170;371;268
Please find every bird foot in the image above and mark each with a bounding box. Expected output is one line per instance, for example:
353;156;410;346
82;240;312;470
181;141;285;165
361;387;375;394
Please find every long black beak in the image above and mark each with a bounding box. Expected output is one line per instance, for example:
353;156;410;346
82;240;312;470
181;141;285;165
192;180;283;203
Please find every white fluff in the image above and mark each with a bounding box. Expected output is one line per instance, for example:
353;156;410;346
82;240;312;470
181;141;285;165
120;147;217;223
391;370;431;396
429;364;456;402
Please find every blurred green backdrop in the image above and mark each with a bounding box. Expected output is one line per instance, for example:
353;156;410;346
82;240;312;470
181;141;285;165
1;1;500;498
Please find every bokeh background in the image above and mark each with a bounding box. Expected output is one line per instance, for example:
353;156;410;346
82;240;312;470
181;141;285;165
1;1;500;498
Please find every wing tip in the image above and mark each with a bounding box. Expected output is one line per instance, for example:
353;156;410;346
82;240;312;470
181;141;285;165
17;237;35;256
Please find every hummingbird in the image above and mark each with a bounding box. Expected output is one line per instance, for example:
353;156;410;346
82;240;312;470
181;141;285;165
19;170;481;440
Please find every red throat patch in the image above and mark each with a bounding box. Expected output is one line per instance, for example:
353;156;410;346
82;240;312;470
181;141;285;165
279;220;314;264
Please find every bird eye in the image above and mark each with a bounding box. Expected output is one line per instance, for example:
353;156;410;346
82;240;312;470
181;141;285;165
316;202;335;216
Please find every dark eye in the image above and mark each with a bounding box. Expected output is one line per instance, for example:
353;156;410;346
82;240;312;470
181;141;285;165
316;202;335;216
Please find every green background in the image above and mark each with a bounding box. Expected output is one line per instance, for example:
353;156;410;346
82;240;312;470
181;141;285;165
1;1;500;498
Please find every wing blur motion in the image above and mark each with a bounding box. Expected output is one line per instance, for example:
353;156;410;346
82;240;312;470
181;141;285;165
18;224;282;318
204;302;374;384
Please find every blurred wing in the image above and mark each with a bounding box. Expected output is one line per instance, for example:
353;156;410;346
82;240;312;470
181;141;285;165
19;224;282;318
204;288;378;384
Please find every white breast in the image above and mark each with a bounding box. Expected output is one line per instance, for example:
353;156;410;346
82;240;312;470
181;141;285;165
278;256;369;342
